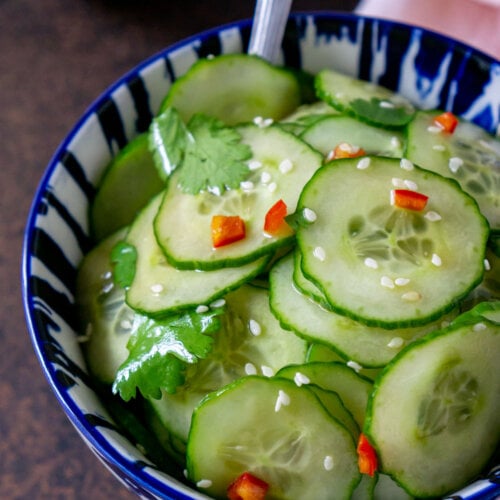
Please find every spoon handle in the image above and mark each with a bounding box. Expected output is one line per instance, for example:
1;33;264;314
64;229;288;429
248;0;293;63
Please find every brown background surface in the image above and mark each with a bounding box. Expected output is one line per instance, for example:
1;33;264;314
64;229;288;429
1;1;358;499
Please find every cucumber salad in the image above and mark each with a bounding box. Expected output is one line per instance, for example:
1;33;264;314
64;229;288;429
77;54;500;500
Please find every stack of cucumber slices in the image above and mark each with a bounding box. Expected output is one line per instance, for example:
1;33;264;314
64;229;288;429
77;54;500;499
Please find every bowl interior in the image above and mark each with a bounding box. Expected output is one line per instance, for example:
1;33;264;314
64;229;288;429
22;12;500;500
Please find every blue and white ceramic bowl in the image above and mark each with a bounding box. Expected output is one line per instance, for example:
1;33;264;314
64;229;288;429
22;12;500;500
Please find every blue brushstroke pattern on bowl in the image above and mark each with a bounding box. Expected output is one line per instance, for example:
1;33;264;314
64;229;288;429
22;12;500;500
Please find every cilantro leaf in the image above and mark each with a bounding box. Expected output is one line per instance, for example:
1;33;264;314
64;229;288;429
112;307;224;401
350;97;415;127
110;241;137;288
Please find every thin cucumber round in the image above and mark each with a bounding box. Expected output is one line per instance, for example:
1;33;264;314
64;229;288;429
364;302;500;497
296;156;489;328
187;375;360;500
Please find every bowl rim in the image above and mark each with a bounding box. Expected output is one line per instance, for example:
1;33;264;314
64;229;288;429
21;10;500;500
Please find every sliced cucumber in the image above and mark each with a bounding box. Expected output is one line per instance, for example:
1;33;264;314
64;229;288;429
276;362;372;428
147;284;307;444
125;194;269;316
406;110;500;231
364;302;500;497
76;229;134;384
159;54;301;125
301;114;404;158
187;375;360;500
280;100;339;135
90;132;164;242
269;252;456;367
315;69;415;127
154;124;323;270
296;156;489;328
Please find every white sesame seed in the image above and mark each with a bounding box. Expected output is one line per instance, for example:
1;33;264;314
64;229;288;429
473;322;487;332
210;298;226;308
150;283;164;294
197;479;213;489
325;149;335;162
395;277;410;286
275;389;291;412
245;363;257;375
323;455;335;471
268;182;277;193
248;319;262;336
391;136;402;148
431;253;442;267
120;319;133;330
387;337;404;349
400;158;414;171
253;116;263;126
303;208;317;222
338;142;360;154
484;258;491;271
364;257;378;269
449;157;464;173
432;144;446;151
425;211;442;222
380;276;395;289
261;171;272;184
347;360;363;373
293;372;310;387
240;180;254;190
391;177;406;188
102;282;114;294
357;157;371;170
404;179;418;190
335;91;345;99
101;270;112;280
196;305;209;314
380;100;395;108
313;246;326;261
262;365;274;377
279;158;293;174
427;125;443;134
262;118;274;127
401;291;422;302
248;159;262;170
207;54;215;59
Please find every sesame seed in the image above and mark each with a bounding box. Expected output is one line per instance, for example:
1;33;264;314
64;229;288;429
303;208;317;222
261;171;272;184
102;282;114;294
325;149;335;162
101;271;112;280
323;455;335;471
402;291;422;302
197;479;213;489
431;253;442;267
357;157;371;170
120;319;133;330
380;100;395;108
395;277;410;286
364;257;378;269
347;360;363;373
245;363;257;375
262;118;274;127
240;180;254;190
387;337;404;349
268;182;277;193
449;157;464;173
150;283;164;294
425;211;442;222
279;158;293;174
196;305;209;314
248;319;262;336
313;246;326;261
391;177;406;188
380;276;395;289
427;125;443;134
293;372;310;387
391;136;402;148
248;160;262;170
404;179;418;190
473;322;487;332
262;365;274;377
275;389;291;412
338;142;360;154
484;259;491;271
400;158;414;171
210;298;226;308
432;144;446;151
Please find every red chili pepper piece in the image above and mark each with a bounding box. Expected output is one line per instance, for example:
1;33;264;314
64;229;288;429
357;433;378;477
264;199;289;234
227;472;269;500
391;189;429;211
211;215;246;248
327;143;366;161
433;111;458;133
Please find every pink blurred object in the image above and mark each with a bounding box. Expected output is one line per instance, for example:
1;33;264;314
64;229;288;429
356;0;500;59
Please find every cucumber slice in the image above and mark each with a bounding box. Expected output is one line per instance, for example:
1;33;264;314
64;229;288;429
276;362;372;428
159;54;301;126
186;376;361;500
296;156;489;328
90;133;164;242
269;252;456;367
280;101;339;135
147;284;307;444
315;69;415;127
364;303;500;497
154;124;323;270
301;114;404;158
406;110;500;231
125;195;269;316
76;229;134;384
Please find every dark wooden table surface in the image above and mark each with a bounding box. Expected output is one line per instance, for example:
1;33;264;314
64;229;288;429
1;1;358;498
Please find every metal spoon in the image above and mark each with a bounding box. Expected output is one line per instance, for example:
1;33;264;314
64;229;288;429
248;0;293;63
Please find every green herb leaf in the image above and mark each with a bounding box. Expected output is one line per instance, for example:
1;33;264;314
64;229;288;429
110;241;137;288
112;306;224;401
350;97;415;127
